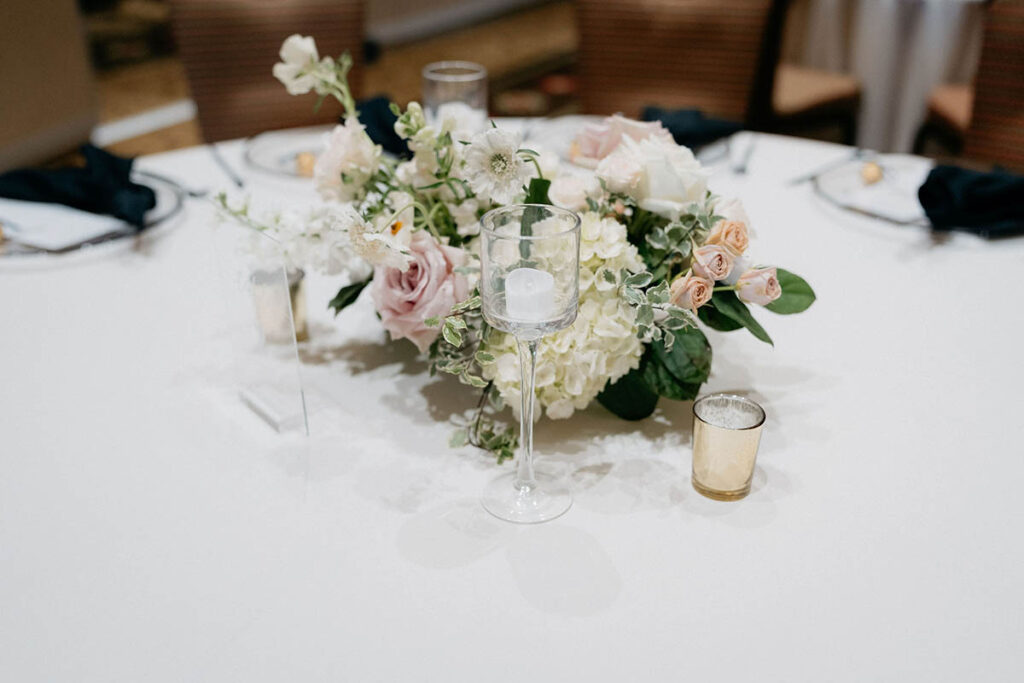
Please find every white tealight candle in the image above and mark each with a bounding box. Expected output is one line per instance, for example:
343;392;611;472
505;267;556;322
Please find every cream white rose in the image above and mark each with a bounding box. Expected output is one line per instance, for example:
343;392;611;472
627;137;709;219
548;174;601;211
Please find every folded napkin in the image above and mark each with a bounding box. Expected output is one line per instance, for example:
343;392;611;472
642;107;742;149
356;96;411;159
918;165;1024;238
0;145;155;229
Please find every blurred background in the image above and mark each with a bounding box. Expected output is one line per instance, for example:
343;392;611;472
1;0;1019;171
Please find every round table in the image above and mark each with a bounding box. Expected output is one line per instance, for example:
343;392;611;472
1;126;1022;681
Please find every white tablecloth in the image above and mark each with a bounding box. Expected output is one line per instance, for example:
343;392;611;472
2;129;1022;681
790;0;985;152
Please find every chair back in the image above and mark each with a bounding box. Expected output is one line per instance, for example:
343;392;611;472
170;0;364;143
575;0;786;126
965;0;1024;170
0;0;96;171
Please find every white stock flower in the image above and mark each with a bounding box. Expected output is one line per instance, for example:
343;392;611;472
314;117;382;202
464;128;530;205
448;199;481;236
272;35;320;95
482;212;645;420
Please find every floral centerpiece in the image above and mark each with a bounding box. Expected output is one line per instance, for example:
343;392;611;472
220;35;816;461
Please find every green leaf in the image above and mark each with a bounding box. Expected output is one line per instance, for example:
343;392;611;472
641;352;702;401
708;291;773;345
622;287;645;306
328;277;371;315
625;272;653;288
474;350;495;364
449;429;468;448
650;326;711;385
424;316;441;328
442;322;463;347
602;269;617;285
524;177;552;205
645;280;669;304
597;366;660;420
765;268;816;315
450;295;481;314
697;301;744;331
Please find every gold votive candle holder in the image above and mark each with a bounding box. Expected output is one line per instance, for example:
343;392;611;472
691;394;766;501
250;268;308;344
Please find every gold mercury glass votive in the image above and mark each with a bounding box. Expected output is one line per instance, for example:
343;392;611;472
251;268;308;344
691;394;766;501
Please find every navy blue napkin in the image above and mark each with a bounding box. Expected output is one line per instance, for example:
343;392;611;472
356;96;411;159
918;165;1024;238
642;107;742;149
0;145;156;229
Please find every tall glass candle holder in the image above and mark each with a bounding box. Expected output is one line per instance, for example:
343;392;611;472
421;61;488;132
479;204;581;523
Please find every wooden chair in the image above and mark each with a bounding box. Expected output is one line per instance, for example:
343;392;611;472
169;0;364;143
914;0;1024;170
575;0;861;141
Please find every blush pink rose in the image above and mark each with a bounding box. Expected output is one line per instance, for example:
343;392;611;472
736;267;782;306
690;244;734;281
669;274;714;313
569;114;674;168
371;231;469;352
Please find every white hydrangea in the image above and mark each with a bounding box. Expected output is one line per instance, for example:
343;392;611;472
482;211;646;420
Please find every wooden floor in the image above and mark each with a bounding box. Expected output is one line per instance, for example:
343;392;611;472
97;2;576;156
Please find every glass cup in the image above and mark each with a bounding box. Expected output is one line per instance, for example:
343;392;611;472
479;204;581;523
691;394;766;501
421;61;488;132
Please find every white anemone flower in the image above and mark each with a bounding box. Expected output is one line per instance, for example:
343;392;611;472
272;35;320;95
463;128;530;205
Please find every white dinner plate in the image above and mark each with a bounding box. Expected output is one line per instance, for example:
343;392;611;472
812;154;933;225
0;170;185;265
243;125;333;178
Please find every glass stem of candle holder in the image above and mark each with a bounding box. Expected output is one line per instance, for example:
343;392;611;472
515;337;539;493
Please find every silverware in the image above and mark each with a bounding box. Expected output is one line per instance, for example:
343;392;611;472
786;148;866;186
730;133;757;175
209;143;245;188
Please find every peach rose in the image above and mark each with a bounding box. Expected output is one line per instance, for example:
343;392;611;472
706;219;749;256
669;274;714;313
690;244;734;281
569;114;674;168
370;231;469;352
735;267;782;306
